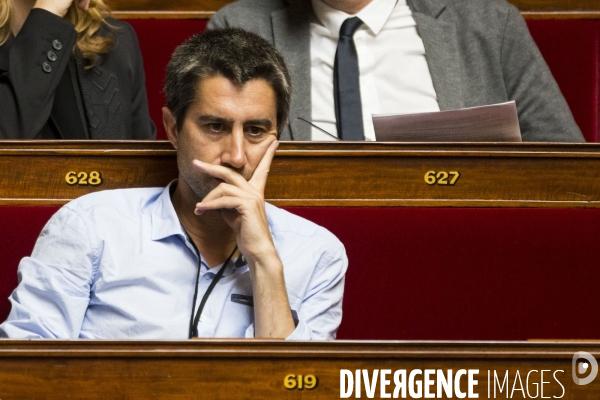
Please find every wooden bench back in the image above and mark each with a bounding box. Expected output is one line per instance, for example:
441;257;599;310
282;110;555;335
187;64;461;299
1;142;598;340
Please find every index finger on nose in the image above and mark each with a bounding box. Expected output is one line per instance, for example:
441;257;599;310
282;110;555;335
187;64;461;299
249;139;279;192
192;159;248;188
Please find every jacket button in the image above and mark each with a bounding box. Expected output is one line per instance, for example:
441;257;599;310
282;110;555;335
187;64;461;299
52;40;63;51
42;62;52;73
47;51;57;62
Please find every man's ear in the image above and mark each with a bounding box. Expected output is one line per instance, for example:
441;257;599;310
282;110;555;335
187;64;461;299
162;107;178;149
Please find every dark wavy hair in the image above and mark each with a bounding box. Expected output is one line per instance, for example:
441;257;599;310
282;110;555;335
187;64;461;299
164;28;292;135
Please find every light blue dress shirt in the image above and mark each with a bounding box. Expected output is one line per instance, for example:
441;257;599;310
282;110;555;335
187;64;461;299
0;183;347;339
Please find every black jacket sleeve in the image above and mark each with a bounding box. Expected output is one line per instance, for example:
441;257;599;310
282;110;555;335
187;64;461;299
0;9;77;139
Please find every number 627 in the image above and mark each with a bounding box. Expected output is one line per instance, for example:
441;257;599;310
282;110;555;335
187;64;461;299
424;171;460;186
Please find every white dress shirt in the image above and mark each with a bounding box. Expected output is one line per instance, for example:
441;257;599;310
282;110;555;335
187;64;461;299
310;0;440;140
0;183;347;340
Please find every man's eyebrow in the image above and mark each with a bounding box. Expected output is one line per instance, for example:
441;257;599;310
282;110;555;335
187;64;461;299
245;119;273;129
197;115;235;124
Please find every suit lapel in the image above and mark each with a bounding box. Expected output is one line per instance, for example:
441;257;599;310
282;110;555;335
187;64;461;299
271;0;312;140
75;58;100;136
75;57;123;139
408;0;465;111
0;36;12;72
68;60;90;139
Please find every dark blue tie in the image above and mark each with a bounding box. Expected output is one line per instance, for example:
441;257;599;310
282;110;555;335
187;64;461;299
334;17;364;140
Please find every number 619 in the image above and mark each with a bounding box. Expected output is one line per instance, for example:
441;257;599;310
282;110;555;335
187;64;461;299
284;374;318;390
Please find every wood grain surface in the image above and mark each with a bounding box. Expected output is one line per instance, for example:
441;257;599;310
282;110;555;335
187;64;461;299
1;141;599;208
0;341;598;399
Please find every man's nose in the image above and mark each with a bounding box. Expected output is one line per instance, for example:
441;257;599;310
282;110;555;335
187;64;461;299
221;128;247;169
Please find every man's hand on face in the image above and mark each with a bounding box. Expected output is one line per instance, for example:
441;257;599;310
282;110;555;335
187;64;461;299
192;139;279;266
192;138;295;339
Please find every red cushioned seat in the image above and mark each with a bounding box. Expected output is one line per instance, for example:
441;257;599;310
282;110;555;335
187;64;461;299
0;207;60;321
527;20;600;142
288;207;600;340
2;206;599;340
126;19;208;140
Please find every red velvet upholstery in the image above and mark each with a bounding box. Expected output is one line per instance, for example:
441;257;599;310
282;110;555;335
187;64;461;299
0;207;59;322
2;206;599;340
127;19;600;141
125;20;208;140
527;20;600;142
286;207;600;340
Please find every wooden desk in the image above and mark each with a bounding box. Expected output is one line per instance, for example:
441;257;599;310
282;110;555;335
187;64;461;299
0;341;598;399
1;141;599;208
1;142;599;340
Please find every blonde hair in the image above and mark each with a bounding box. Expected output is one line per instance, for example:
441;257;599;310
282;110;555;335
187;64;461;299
0;0;10;47
1;0;114;68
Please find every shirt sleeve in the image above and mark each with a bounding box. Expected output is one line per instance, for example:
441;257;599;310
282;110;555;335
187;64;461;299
286;243;348;340
0;205;98;338
241;240;347;341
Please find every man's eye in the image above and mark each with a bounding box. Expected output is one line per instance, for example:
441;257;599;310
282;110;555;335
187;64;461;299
246;126;264;136
207;123;223;132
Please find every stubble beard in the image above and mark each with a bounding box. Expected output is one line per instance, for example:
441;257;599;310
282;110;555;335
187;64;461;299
177;155;213;201
177;155;253;202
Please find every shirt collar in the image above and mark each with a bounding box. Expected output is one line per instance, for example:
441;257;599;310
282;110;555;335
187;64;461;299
150;182;248;275
312;0;400;36
150;181;186;242
149;181;271;274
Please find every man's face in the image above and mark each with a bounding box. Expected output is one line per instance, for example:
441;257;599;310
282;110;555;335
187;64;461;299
168;75;279;200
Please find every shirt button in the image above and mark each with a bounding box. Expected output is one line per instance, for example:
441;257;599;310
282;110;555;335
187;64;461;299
42;62;52;73
199;314;207;322
204;274;211;280
52;40;63;51
47;51;57;62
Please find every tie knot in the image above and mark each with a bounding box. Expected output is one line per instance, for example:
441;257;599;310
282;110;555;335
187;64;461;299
339;17;363;38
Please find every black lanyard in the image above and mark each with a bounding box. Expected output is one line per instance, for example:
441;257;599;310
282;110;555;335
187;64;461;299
187;239;238;339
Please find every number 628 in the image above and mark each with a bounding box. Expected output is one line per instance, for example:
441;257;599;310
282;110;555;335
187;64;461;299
65;171;103;186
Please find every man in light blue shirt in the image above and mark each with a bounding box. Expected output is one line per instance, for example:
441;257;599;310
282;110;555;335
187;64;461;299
0;29;347;340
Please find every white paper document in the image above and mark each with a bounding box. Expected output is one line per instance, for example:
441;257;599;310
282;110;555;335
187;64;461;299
372;101;522;142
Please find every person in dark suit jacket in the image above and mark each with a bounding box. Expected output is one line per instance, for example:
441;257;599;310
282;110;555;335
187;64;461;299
209;0;584;143
0;0;155;139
